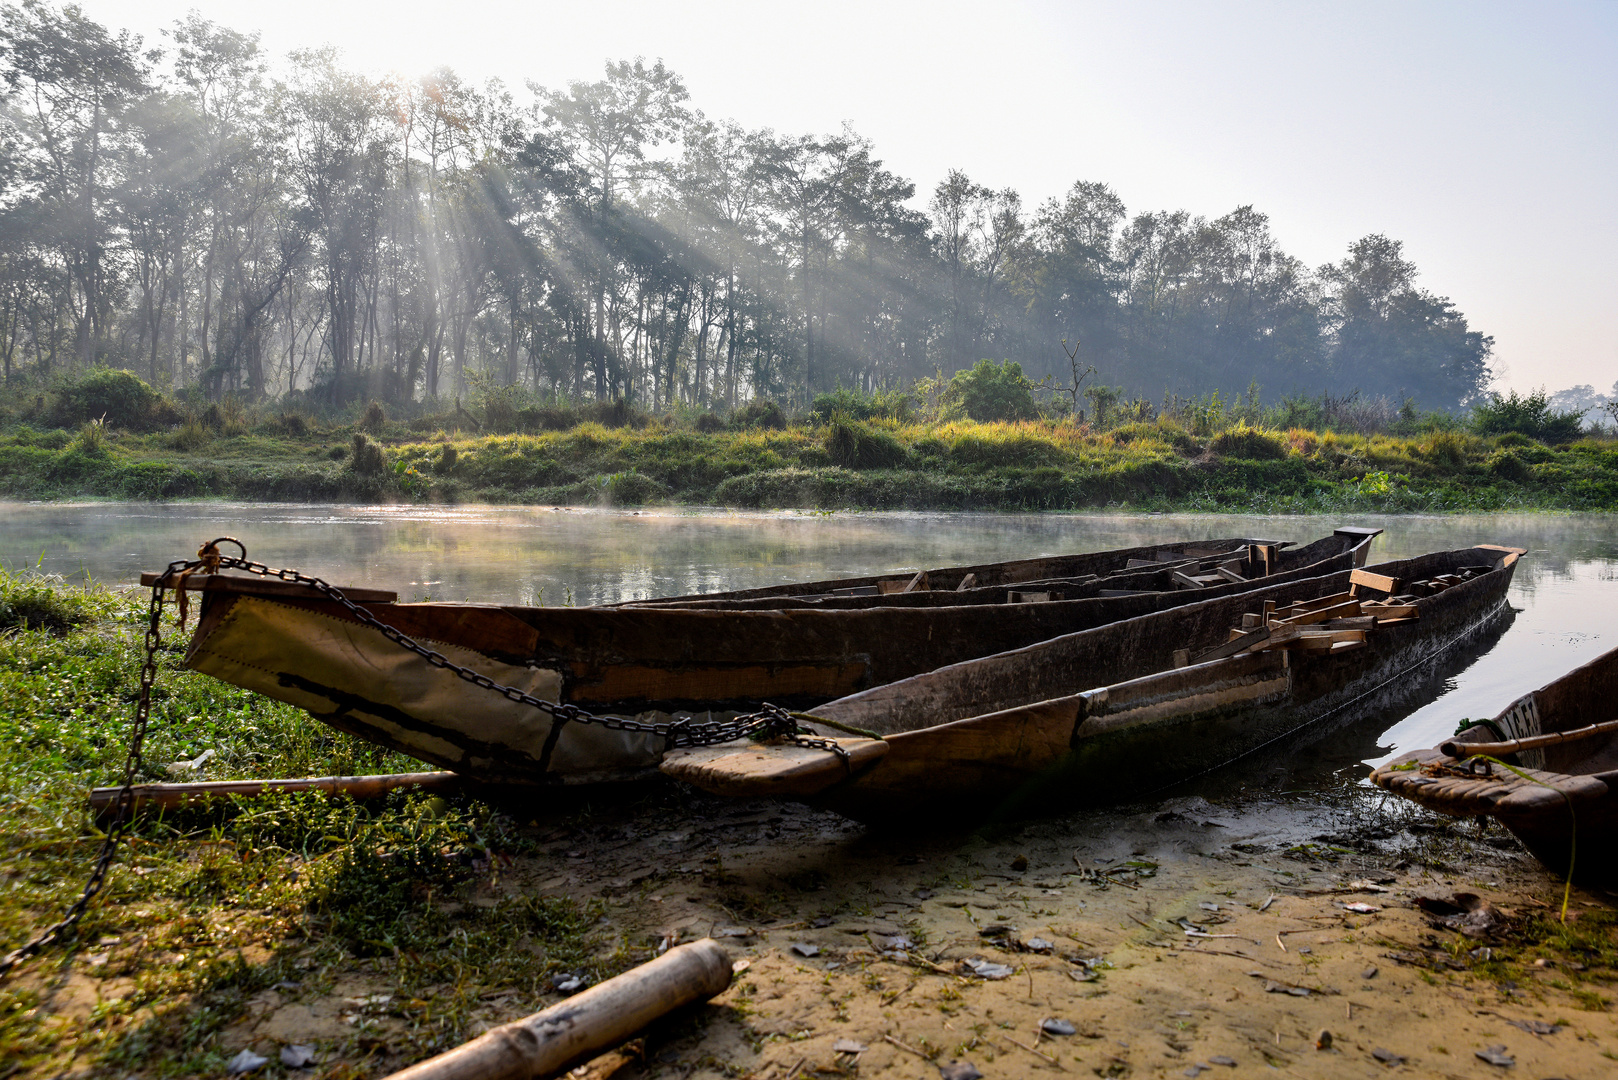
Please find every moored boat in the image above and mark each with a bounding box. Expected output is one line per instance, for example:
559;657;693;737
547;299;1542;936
1370;644;1618;883
144;529;1379;787
662;546;1525;819
615;529;1382;609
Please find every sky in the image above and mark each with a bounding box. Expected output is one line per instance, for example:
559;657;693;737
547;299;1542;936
77;0;1618;397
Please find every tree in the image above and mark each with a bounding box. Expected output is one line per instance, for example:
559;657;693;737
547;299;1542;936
1320;234;1493;410
0;0;150;365
944;359;1037;421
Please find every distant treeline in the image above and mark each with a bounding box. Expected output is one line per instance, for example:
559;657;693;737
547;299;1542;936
1;2;1496;412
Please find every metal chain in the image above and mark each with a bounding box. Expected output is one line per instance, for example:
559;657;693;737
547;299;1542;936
173;538;837;753
0;577;167;977
0;537;851;978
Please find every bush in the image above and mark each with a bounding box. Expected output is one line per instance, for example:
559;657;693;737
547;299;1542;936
350;433;385;475
1423;430;1467;466
731;399;787;430
579;397;649;429
277;411;309;436
943;360;1038;422
1472;389;1586;443
600;470;669;505
823;413;909;469
435;443;458;473
51;368;171;430
1209;424;1287;460
0;568;113;633
1487;450;1531;483
810;387;915;424
361;401;387;434
169;417;212;451
68;418;109;456
694;411;726;433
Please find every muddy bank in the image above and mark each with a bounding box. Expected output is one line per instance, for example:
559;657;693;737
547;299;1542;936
24;781;1609;1080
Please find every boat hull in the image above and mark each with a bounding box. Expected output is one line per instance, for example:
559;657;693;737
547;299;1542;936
170;531;1376;785
810;546;1521;820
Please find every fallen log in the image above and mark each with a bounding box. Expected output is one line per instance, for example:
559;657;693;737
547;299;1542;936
381;938;734;1080
88;771;465;819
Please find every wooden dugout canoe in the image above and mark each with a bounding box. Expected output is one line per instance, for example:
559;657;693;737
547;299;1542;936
1370;645;1618;884
145;529;1377;788
662;546;1525;819
615;529;1383;610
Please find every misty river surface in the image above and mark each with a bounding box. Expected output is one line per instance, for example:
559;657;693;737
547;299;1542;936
3;501;1614;785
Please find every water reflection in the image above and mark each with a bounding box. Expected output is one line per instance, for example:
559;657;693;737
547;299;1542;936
2;501;1614;769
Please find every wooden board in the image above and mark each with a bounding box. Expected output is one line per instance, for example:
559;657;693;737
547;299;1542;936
1349;568;1400;595
140;571;398;604
659;737;889;797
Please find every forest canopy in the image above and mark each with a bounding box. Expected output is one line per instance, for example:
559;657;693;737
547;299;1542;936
0;1;1497;412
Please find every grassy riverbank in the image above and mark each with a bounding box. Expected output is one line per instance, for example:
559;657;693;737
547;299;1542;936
3;414;1617;512
4;574;1617;1078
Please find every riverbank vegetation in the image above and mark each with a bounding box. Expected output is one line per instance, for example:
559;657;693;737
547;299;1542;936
2;367;1615;512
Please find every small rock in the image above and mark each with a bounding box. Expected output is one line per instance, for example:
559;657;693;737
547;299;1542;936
1010;854;1029;872
551;973;585;993
1471;946;1493;961
1505;1019;1558;1036
1371;1047;1405;1065
1475;1045;1514;1067
1024;936;1054;954
915;888;934;900
790;942;820;958
1184;1065;1208;1078
1041;1018;1077;1036
1264;980;1310;997
1361;966;1378;979
1315;1029;1333;1051
1209;1056;1237;1067
279;1045;316;1069
959;957;1015;980
833;1039;867;1054
1342;902;1382;914
811;916;835;929
226;1051;268;1075
1199;902;1220;911
939;1063;983;1080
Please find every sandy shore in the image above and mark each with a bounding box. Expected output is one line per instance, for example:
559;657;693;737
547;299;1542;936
19;781;1618;1080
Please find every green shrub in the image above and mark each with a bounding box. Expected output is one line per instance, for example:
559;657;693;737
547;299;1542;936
361;401;387;434
1487;450;1531;483
1209;424;1286;460
0;568;114;633
731;398;787;430
50;368;171;430
435;443;458;473
1423;430;1467;465
810;387;915;424
600;470;669;505
823;413;909;469
943;360;1038;422
350;433;385;475
68;418;109;456
170;417;212;451
694;411;725;433
277;411;309;436
1472;389;1586;443
1494;431;1533;449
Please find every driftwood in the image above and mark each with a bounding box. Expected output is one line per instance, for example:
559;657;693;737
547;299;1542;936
382;938;733;1080
88;771;464;819
1440;718;1618;761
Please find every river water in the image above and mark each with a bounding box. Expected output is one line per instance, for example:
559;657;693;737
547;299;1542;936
3;501;1614;779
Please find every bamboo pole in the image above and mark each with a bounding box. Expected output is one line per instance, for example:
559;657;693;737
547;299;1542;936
87;771;465;819
381;938;734;1080
1441;718;1618;761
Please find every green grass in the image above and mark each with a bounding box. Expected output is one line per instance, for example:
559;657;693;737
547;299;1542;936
0;581;628;1078
1;414;1616;511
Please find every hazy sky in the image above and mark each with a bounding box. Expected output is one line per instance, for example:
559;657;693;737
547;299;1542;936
78;0;1618;397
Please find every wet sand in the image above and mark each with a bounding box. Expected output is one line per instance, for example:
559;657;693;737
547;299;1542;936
183;782;1615;1080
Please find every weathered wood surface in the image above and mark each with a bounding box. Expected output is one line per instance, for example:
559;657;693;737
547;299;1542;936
660;736;888;797
1371;749;1608;815
88;771;463;818
761;546;1522;817
1439;717;1618;761
140;571;398;604
381;938;733;1080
